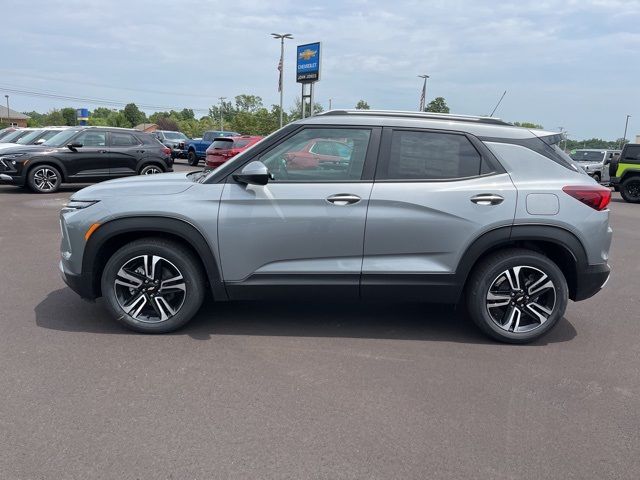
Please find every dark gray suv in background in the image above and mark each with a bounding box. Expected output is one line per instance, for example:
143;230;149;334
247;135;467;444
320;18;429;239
59;111;612;343
0;126;173;193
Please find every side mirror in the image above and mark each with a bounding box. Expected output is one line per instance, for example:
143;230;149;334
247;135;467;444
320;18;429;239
233;161;270;186
67;142;83;151
34;138;46;145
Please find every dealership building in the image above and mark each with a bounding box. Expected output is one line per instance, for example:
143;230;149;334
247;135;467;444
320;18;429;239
0;106;30;127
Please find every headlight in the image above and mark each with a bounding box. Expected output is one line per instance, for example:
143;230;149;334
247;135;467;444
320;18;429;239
63;200;100;211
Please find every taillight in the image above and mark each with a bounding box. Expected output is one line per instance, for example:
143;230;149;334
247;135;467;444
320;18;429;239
162;147;171;156
562;185;611;211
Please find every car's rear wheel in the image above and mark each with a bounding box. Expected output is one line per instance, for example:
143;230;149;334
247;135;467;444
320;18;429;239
620;177;640;203
187;150;199;166
466;248;568;343
101;238;205;333
139;164;164;175
27;164;62;193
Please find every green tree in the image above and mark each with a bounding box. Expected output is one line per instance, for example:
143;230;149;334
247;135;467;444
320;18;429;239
355;100;370;110
43;109;65;126
425;97;449;113
123;103;146;128
513;121;544;129
235;95;263;113
60;108;77;126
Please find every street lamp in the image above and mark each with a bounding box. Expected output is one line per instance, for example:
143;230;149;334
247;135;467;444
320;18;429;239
418;75;429;111
271;33;293;128
621;114;632;149
4;95;9;126
218;97;226;131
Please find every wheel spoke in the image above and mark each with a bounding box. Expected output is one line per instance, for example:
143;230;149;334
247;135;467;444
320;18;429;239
525;302;553;325
504;266;522;291
503;306;521;331
152;295;176;321
159;274;185;293
122;293;147;318
528;274;553;296
487;291;511;308
115;268;144;289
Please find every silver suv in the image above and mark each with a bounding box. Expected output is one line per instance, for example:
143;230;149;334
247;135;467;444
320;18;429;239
59;111;612;343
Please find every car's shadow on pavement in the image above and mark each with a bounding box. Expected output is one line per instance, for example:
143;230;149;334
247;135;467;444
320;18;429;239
35;288;577;346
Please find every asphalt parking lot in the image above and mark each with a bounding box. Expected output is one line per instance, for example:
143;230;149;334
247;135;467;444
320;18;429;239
1;162;639;479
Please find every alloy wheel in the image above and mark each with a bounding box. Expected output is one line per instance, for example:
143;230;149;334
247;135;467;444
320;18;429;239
33;168;58;192
485;265;556;333
114;254;187;323
143;166;162;175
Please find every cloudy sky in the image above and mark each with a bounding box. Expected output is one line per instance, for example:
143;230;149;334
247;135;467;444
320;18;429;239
2;0;639;139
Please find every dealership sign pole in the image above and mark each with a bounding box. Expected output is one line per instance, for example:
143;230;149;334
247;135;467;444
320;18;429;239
296;42;321;118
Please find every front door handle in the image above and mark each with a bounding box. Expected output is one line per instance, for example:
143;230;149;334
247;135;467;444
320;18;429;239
326;193;361;206
470;194;504;206
99;150;108;154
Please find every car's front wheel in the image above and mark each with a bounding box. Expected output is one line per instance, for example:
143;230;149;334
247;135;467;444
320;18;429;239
466;248;568;343
27;164;62;193
592;173;601;183
139;164;164;175
187;150;199;166
620;177;640;203
101;238;205;333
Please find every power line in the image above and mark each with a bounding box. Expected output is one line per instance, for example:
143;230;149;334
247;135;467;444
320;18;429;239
0;84;213;113
0;70;213;99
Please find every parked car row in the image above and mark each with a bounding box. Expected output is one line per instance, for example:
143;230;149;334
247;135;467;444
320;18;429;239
0;126;173;193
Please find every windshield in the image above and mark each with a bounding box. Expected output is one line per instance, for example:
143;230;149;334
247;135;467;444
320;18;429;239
570;150;605;162
15;130;45;145
0;130;30;143
42;128;83;147
210;139;234;150
163;131;188;140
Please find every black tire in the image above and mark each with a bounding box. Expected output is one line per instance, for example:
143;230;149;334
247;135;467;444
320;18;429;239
27;164;62;193
139;164;164;175
614;186;620;192
619;177;640;203
592;173;601;183
187;150;199;166
465;248;568;344
101;238;205;333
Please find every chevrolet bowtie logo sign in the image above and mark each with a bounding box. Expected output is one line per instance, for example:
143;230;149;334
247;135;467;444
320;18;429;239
296;42;321;83
298;48;317;61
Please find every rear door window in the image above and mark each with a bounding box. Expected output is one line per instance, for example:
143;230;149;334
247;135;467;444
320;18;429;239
378;130;482;180
110;132;140;147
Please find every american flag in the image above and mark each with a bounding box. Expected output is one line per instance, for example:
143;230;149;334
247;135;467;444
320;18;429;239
277;57;283;92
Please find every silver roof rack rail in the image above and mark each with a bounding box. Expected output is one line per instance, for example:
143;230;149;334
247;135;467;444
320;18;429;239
317;109;512;126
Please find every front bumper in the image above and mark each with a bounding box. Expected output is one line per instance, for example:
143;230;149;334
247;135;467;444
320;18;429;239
59;261;96;300
573;263;610;301
0;173;26;185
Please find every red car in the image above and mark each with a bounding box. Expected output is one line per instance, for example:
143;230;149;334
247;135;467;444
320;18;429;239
283;138;353;170
205;135;263;168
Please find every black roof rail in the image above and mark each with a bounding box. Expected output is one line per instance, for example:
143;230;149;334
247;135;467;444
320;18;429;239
317;109;512;126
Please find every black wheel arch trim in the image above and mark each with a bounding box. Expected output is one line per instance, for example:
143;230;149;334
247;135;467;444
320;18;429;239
82;216;227;300
621;169;640;182
455;223;590;300
25;157;68;180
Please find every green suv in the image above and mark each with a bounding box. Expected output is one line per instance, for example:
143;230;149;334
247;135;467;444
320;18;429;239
610;144;640;203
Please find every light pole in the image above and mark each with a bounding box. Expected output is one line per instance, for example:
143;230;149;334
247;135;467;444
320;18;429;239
418;74;429;111
218;97;226;131
621;114;631;149
271;33;293;128
4;95;9;126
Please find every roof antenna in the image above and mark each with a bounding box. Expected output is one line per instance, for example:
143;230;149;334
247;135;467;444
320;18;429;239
489;90;507;117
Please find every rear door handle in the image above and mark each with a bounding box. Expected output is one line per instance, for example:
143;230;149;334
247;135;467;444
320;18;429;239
326;193;361;205
470;194;504;206
99;150;108;154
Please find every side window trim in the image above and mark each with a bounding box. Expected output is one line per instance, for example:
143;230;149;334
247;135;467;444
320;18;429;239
375;127;503;183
